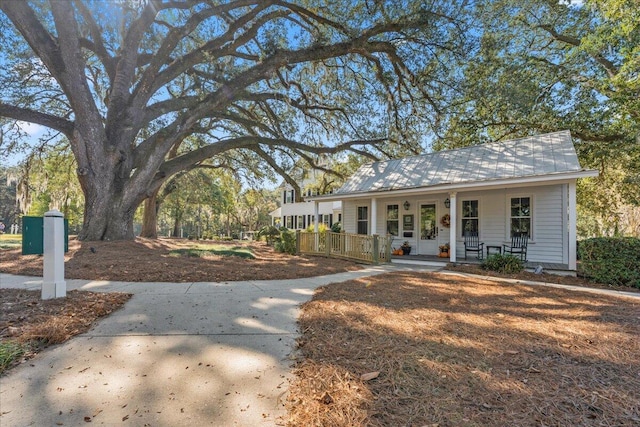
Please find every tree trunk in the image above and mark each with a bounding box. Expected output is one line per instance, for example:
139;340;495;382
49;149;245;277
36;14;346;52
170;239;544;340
140;190;160;238
172;216;182;238
75;164;144;241
77;192;137;241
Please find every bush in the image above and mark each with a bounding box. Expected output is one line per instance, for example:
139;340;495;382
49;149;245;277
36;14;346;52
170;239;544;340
481;254;525;274
331;222;342;233
306;223;329;233
275;228;297;255
258;225;281;246
578;237;640;288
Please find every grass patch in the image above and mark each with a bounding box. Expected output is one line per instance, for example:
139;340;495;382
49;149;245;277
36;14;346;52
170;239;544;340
0;234;22;250
0;340;29;374
168;245;255;259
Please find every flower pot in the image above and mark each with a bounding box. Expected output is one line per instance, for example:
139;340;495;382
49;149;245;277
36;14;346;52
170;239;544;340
401;246;411;255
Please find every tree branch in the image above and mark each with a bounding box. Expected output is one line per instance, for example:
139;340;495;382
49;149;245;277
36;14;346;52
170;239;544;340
0;103;74;138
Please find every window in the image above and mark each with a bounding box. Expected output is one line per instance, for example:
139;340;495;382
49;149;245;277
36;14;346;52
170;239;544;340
510;197;531;237
386;204;399;236
461;200;479;235
357;206;368;235
284;190;294;204
285;216;293;229
323;214;331;225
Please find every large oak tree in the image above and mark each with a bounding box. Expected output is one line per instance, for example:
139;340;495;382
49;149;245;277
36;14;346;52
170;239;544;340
0;0;464;240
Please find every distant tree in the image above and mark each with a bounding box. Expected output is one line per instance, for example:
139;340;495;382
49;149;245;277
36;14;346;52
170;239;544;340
435;0;639;236
0;167;20;230
0;0;465;240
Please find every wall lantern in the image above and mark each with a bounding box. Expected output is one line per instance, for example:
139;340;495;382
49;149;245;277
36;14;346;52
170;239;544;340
444;198;451;208
403;200;411;211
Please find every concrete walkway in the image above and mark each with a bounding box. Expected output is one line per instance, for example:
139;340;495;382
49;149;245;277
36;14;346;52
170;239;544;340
2;266;637;426
0;264;436;426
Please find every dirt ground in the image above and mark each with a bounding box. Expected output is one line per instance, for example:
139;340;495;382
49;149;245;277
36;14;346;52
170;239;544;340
286;271;640;426
0;237;361;282
0;289;131;373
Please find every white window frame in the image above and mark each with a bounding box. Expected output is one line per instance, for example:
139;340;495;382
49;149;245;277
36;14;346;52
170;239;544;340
386;203;399;236
460;198;480;238
507;194;533;240
357;206;369;235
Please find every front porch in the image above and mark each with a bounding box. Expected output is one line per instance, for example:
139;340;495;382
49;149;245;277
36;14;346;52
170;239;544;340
391;253;573;274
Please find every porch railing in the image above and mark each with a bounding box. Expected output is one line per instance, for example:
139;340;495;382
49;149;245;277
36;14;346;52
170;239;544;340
296;231;392;264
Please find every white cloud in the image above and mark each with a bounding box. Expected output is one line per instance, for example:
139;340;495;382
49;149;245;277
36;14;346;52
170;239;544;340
17;121;46;136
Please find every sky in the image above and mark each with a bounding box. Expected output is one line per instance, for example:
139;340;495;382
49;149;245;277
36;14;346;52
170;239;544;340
2;122;47;168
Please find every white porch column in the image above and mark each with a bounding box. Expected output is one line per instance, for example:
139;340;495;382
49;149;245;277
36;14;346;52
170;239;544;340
370;197;377;235
568;181;577;270
43;209;66;300
313;201;319;232
449;192;457;263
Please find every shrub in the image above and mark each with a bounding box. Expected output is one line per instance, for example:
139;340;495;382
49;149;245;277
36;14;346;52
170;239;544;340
275;227;297;255
578;237;640;288
331;222;342;233
305;223;329;233
258;225;281;246
481;254;525;274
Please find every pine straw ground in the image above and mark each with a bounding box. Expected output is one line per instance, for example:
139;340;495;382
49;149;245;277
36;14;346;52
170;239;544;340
286;271;640;427
0;289;131;373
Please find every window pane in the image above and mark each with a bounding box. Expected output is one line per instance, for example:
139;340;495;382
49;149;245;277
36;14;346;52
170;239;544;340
462;200;478;218
387;221;398;236
387;205;399;220
357;221;368;235
521;197;530;216
462;218;478;233
357;207;367;221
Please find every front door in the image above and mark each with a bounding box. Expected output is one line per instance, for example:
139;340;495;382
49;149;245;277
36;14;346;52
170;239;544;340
419;202;438;255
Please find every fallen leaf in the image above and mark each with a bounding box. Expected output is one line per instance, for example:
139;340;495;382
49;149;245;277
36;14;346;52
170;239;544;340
83;416;92;422
360;371;380;381
122;415;129;421
319;392;333;405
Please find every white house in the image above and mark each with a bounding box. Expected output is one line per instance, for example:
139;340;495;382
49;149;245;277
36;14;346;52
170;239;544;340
307;131;598;270
269;183;342;230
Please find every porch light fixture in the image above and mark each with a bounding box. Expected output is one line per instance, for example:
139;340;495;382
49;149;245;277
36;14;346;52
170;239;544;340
403;200;410;211
444;198;450;208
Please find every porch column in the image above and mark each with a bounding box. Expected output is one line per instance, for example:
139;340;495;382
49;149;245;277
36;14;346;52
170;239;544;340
313;201;319;232
449;192;457;263
370;197;377;235
568;181;577;270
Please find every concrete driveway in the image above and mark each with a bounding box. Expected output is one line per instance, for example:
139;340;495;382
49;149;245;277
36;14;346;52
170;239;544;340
1;265;431;426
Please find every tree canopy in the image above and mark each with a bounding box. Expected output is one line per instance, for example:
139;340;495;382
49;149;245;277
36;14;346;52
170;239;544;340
0;0;465;240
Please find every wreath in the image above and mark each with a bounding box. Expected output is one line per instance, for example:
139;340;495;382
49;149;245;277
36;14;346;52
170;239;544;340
440;214;451;228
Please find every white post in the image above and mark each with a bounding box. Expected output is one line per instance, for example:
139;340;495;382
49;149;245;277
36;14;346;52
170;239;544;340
313;201;319;232
370;197;377;235
43;209;66;299
449;192;457;263
568;181;577;270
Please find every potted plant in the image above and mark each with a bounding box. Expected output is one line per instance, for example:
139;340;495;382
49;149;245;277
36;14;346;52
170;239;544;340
439;243;450;257
401;241;412;255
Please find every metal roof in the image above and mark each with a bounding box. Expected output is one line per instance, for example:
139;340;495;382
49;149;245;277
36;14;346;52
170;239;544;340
335;130;585;195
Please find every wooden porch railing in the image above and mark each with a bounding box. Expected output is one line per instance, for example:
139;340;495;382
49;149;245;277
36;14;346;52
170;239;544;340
296;231;392;264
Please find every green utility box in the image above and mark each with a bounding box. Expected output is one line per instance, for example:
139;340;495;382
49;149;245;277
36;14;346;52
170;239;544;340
22;216;69;255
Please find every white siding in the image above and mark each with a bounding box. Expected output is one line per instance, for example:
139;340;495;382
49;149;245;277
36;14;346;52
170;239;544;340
451;185;566;263
341;184;568;265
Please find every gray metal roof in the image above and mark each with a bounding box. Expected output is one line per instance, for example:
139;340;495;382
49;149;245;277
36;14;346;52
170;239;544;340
336;130;583;195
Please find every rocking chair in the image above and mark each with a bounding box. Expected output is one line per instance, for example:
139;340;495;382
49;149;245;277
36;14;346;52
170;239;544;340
464;231;484;260
503;232;528;261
